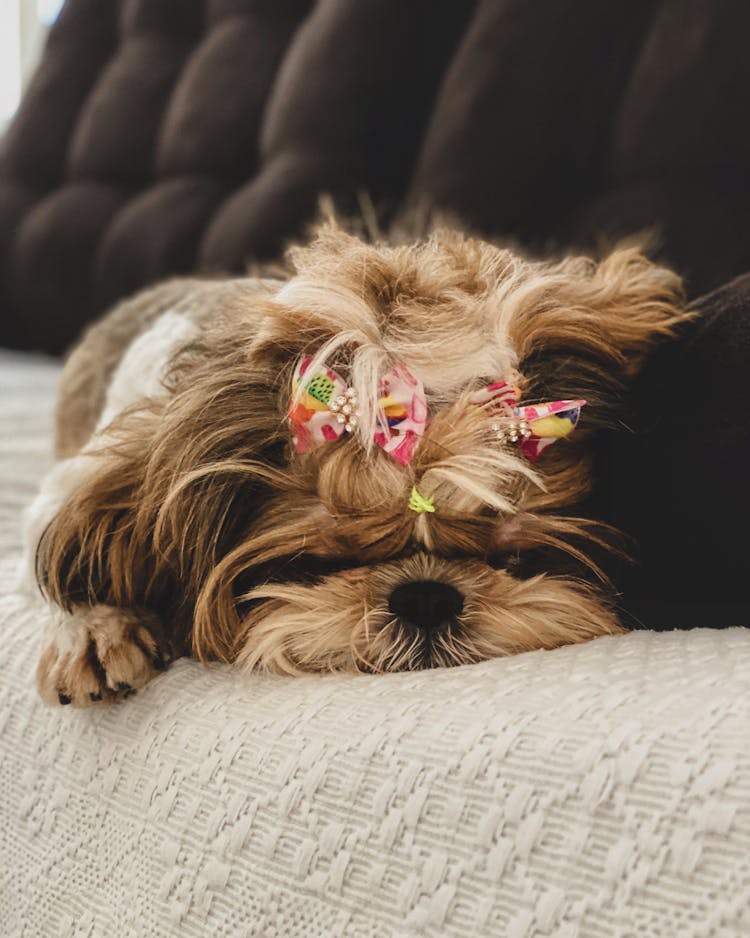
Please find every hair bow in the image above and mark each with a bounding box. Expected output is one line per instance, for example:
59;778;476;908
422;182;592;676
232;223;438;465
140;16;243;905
289;356;427;465
468;380;585;461
289;360;583;467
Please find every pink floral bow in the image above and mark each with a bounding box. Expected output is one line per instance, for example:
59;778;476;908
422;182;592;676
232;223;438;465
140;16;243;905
468;380;586;461
289;357;427;465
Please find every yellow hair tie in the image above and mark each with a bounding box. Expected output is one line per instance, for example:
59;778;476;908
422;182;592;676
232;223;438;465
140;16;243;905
408;485;435;514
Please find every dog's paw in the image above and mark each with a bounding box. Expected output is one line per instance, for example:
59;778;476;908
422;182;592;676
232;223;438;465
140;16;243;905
36;605;172;707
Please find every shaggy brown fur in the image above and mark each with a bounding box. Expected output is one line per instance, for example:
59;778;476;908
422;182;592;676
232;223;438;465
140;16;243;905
32;222;690;705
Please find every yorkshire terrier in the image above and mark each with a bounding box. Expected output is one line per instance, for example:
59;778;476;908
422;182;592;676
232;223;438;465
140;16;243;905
23;221;689;706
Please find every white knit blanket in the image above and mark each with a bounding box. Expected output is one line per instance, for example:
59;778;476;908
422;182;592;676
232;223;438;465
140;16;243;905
1;352;749;938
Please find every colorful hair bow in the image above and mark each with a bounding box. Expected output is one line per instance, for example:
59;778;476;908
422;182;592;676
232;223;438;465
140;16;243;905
289;360;584;467
289;356;427;465
468;380;585;461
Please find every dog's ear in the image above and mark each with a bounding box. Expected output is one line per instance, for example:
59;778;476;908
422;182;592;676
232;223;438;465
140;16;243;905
507;246;689;428
499;246;689;513
38;314;295;662
37;411;161;614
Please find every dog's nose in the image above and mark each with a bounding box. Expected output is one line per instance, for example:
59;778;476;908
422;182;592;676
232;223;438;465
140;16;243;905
388;580;464;631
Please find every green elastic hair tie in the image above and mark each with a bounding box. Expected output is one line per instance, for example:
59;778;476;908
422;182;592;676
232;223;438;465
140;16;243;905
409;485;435;514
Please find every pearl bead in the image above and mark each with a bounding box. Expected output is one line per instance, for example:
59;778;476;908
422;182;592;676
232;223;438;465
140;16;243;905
326;385;360;433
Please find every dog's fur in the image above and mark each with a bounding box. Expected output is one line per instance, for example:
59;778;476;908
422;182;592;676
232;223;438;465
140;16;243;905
24;222;689;705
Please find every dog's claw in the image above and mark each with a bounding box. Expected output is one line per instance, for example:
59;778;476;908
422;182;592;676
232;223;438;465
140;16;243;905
37;606;169;707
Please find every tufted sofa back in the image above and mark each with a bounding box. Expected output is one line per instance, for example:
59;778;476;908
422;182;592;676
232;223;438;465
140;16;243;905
3;0;750;353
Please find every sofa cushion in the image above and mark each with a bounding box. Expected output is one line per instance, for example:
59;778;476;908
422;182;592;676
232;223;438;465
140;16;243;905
4;0;750;353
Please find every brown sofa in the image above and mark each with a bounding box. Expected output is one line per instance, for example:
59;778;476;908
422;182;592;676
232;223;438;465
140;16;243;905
3;0;750;353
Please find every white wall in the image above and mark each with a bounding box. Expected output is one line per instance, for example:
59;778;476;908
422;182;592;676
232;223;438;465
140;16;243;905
0;0;65;128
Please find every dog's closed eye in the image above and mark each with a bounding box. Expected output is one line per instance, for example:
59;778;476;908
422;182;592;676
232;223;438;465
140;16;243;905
486;550;522;574
244;553;369;588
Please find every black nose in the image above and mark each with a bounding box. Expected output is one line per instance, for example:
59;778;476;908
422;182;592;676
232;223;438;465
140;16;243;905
388;580;464;631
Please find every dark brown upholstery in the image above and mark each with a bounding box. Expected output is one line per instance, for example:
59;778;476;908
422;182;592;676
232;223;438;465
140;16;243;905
3;0;750;353
596;272;750;630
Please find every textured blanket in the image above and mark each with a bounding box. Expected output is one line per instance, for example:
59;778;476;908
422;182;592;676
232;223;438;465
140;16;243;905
1;351;749;937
